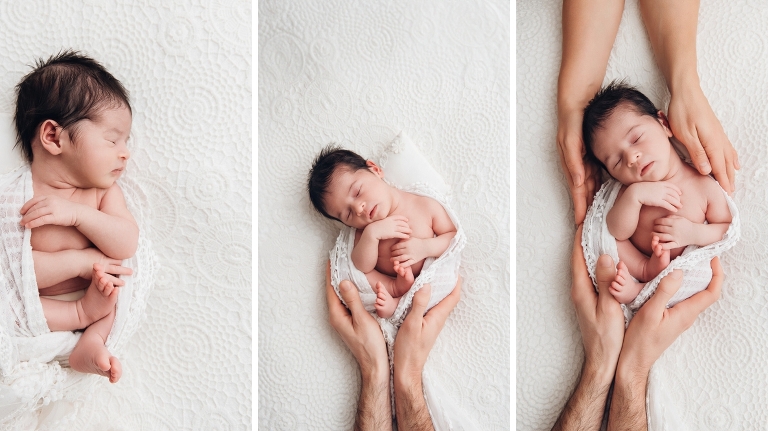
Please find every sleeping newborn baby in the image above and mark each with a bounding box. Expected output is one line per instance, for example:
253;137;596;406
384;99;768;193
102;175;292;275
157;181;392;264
582;82;732;304
14;51;137;382
308;146;457;318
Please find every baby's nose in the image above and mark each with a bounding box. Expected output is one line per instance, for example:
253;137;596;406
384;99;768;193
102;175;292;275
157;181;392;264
627;150;641;166
355;201;365;215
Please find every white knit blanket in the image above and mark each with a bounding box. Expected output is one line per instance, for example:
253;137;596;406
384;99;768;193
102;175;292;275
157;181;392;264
0;164;155;430
582;178;741;325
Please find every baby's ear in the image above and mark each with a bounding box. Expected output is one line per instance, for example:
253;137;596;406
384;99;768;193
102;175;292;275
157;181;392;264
38;120;64;156
366;160;384;178
656;111;673;137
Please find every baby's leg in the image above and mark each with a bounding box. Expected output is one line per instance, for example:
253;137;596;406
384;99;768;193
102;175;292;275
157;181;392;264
41;264;120;331
68;308;122;383
362;270;400;318
645;235;671;279
392;262;415;298
612;240;653;304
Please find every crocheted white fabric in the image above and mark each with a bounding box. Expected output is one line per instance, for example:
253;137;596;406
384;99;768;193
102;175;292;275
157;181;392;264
582;178;741;325
329;139;475;429
0;164;156;429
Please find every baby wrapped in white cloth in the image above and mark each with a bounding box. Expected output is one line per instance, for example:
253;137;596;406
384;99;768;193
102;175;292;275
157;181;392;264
579;82;740;323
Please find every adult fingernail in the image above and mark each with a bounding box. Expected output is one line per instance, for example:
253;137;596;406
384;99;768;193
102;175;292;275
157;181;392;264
670;270;682;280
700;163;711;172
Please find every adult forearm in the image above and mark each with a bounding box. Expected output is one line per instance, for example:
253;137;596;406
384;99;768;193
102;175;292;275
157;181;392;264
394;377;433;431
75;207;138;260
356;369;393;431
639;0;700;93
558;0;625;110
552;361;614;431
607;364;648;431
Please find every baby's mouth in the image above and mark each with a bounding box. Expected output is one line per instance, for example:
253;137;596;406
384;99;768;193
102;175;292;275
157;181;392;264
369;204;377;219
640;161;654;176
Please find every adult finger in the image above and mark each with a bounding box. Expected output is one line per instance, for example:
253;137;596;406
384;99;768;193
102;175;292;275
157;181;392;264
570;225;597;308
683;134;711;176
668;257;722;329
409;284;431;320
558;135;586;188
339;279;367;319
423;279;461;328
326;262;350;326
594;255;617;304
644;269;683;314
705;144;730;194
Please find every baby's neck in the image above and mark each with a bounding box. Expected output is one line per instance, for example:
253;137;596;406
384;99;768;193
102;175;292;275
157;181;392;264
30;158;80;192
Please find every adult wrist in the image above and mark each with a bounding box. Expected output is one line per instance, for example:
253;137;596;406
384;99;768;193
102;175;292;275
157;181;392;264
667;70;701;98
583;357;617;389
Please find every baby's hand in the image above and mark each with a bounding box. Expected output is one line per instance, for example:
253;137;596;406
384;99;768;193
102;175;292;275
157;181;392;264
77;248;133;280
365;215;411;241
652;215;696;250
20;195;83;229
628;181;682;212
390;237;427;268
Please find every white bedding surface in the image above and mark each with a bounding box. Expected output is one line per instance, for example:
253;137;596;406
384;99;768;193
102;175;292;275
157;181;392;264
517;0;768;429
258;0;510;429
0;1;251;429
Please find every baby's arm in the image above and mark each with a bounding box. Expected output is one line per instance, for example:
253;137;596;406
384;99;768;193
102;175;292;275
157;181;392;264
351;215;411;273
652;183;731;250
32;248;124;289
607;182;683;240
391;201;456;267
20;184;138;260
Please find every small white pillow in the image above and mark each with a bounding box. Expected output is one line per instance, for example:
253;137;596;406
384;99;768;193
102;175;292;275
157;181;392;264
0;113;24;175
377;131;449;195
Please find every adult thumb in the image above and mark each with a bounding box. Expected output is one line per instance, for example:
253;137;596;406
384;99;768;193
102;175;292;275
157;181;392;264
595;254;617;297
339;280;365;316
647;269;683;312
410;284;431;318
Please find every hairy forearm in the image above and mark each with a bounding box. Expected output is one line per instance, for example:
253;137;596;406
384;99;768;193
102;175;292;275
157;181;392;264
32;250;82;288
607;363;648;431
394;377;433;431
356;370;393;431
558;0;625;110
351;231;380;273
552;361;614;431
639;0;700;93
75;207;138;260
606;193;642;240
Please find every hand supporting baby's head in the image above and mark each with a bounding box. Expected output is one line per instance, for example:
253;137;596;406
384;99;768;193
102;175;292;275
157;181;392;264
308;145;394;230
582;81;680;186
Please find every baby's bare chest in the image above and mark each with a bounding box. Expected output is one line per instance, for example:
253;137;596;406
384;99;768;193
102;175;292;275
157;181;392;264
29;189;101;253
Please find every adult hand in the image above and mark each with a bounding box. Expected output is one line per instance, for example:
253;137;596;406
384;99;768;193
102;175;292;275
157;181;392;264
609;258;723;430
557;107;600;225
326;263;389;381
393;280;461;431
569;226;625;379
552;227;625;431
667;87;739;193
325;263;392;431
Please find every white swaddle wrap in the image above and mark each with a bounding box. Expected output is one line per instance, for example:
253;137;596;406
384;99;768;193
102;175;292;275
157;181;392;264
0;163;156;430
582;178;740;325
329;132;479;430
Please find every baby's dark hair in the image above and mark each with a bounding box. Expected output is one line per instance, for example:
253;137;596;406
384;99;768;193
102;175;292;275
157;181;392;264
14;50;131;163
582;81;660;170
308;145;369;221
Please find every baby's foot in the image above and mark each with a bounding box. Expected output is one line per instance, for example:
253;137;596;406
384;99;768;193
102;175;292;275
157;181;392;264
393;262;415;298
646;236;671;278
374;282;398;319
69;335;122;383
609;261;645;304
79;264;120;327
